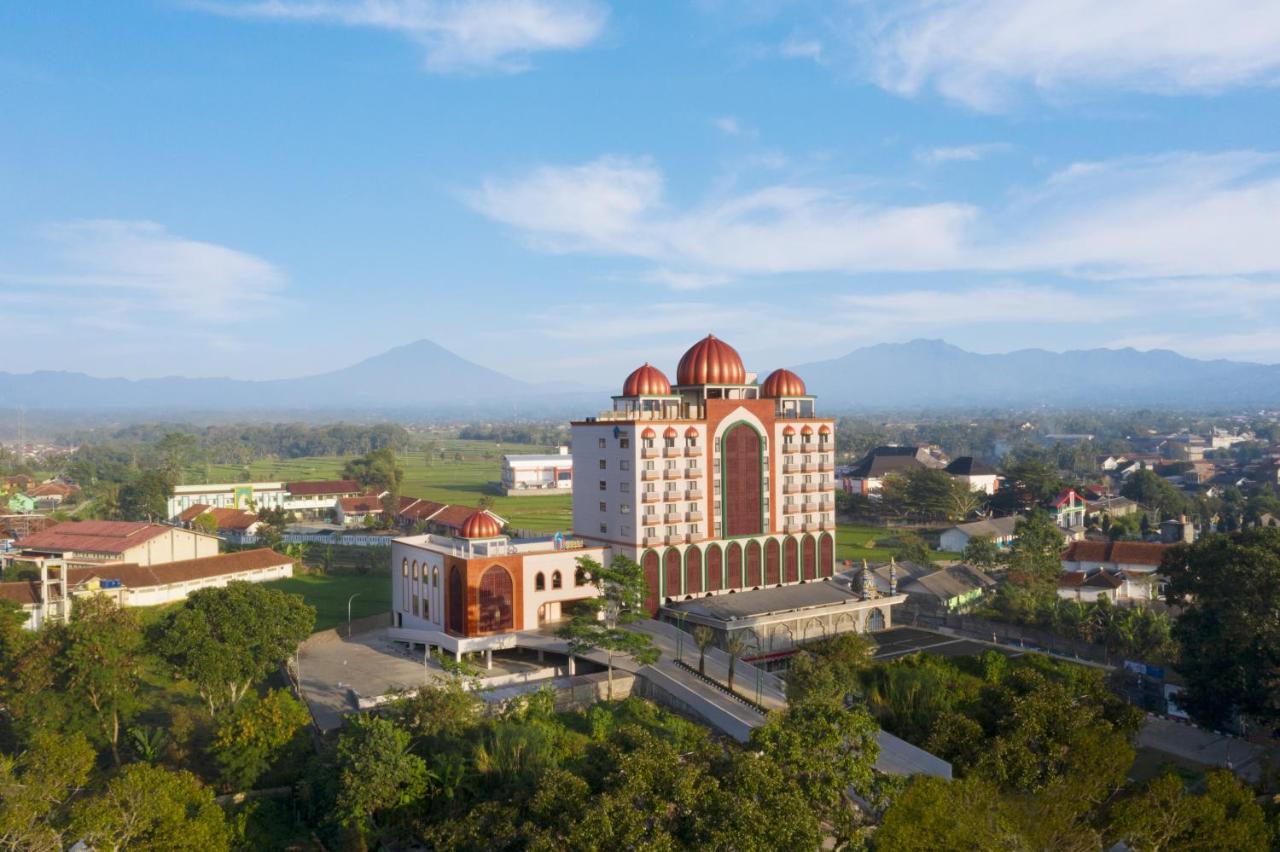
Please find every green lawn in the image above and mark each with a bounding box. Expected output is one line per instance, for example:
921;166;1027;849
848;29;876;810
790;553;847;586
182;440;573;533
264;574;392;632
836;523;962;565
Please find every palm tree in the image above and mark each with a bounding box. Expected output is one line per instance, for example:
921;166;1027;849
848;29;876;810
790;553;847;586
692;626;715;677
724;633;745;693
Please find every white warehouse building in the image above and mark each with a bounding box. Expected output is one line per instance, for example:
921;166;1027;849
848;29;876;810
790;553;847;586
501;447;573;496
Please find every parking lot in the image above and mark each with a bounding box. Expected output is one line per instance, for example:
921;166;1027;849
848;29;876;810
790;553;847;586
870;626;1019;660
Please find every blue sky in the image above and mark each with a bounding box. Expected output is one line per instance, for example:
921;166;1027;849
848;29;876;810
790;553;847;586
3;1;1280;385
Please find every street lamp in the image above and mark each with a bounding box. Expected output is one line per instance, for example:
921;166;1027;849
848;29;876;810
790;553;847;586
347;592;362;638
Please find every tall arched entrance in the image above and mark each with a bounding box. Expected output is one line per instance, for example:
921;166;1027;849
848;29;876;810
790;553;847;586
641;550;660;614
784;536;799;583
477;565;514;633
727;542;743;589
765;538;781;585
802;535;817;580
721;423;763;537
664;548;682;600
746;540;762;587
447;566;465;634
685;546;703;596
706;544;723;592
820;533;835;578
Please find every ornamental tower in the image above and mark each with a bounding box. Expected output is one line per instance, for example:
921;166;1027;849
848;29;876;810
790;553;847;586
571;334;838;614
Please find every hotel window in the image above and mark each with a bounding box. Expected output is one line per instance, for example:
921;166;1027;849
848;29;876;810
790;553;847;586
621;524;632;536
620;460;630;471
619;436;630;448
599;480;607;491
598;438;607;448
599;459;607;470
666;459;677;469
644;482;655;493
552;571;563;589
599;523;608;534
664;435;676;449
599;501;607;512
689;524;700;534
621;503;631;514
666;525;678;535
535;572;546;591
645;460;655;471
620;482;631;493
685;435;698;447
666;482;677;492
643;436;655;449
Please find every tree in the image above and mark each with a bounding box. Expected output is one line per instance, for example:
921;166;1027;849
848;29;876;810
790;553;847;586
191;512;218;536
995;510;1064;619
335;715;427;836
342;447;403;494
117;469;173;521
69;764;230;852
1121;469;1191;519
1109;770;1272;851
1164;528;1280;728
1000;457;1066;506
210;689;310;791
723;632;746;693
63;594;143;764
556;555;659;699
159;582;315;715
0;731;95;852
692;625;714;677
962;535;1002;569
874;775;1015;851
894;532;932;566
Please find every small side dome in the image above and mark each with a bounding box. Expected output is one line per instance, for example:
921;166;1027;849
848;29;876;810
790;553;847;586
622;362;671;396
819;424;831;435
684;427;699;438
801;425;814;436
459;510;502;539
783;425;796;436
677;334;746;385
642;427;657;439
761;368;807;398
663;426;678;439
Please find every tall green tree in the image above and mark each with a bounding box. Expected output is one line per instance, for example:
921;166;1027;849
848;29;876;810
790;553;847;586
556;555;659;699
342;447;403;494
63;595;144;765
68;764;230;852
335;715;428;838
159;582;315;715
1109;770;1272;851
1122;469;1191;519
0;731;96;852
210;689;310;791
117;469;174;521
1165;528;1280;728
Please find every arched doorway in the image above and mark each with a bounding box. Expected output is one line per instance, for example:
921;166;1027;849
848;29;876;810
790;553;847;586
784;536;799;583
477;565;514;633
721;423;763;537
641;550;660;614
664;548;682;599
765;538;781;585
685;546;703;595
746;540;762;587
867;608;886;632
802;535;817;580
447;566;465;634
706;544;723;592
727;542;743;589
820;533;835;578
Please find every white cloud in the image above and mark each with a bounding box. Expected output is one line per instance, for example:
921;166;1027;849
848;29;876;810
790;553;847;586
1;219;287;323
470;150;1280;284
712;115;749;136
779;33;823;62
916;143;1009;165
193;0;607;72
839;282;1108;326
853;0;1280;109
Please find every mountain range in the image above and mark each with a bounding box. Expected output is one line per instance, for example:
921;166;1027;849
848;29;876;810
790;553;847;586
1;338;1277;414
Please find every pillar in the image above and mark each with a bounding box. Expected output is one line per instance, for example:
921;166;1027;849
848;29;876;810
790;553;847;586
537;649;545;663
485;649;493;670
568;655;576;676
454;647;462;663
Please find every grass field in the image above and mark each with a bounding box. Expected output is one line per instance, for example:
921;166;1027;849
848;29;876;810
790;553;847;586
183;439;573;532
836;523;962;564
264;574;392;632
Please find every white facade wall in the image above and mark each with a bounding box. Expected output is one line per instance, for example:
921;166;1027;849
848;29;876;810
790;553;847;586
392;540;446;632
571;422;643;548
958;473;999;495
167;483;287;518
520;549;607;627
124;528;219;567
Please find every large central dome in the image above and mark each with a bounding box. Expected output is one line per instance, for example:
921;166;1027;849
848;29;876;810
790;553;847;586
676;334;746;385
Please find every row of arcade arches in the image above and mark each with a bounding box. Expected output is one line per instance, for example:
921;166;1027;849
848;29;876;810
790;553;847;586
640;532;836;612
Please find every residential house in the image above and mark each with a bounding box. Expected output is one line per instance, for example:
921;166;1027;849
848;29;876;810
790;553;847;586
938;514;1023;553
1049;488;1087;531
842;446;947;497
900;563;996;612
27;481;78;509
1086;494;1141;519
8;520;219;571
178;505;262;544
6;493;36;514
337;494;388;527
1159;516;1196;544
944;457;1000;495
0;475;34;494
1058;540;1170;602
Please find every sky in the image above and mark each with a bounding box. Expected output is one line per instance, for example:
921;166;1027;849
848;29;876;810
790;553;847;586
2;0;1280;385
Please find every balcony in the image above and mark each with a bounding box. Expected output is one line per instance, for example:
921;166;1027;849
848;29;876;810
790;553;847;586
802;502;819;513
643;535;663;547
641;448;659;459
819;520;834;531
818;500;834;512
641;491;660;503
818;460;833;472
663;469;683;480
781;443;800;455
664;446;682;458
801;482;818;493
684;446;701;457
784;522;803;534
665;534;688;546
782;503;801;515
686;489;704;500
664;512;682;524
640;469;660;481
685;510;703;522
783;462;801;474
664;491;683;502
684;467;703;478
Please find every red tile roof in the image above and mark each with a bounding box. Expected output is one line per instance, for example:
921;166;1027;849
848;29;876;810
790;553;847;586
1063;540;1169;566
0;580;40;605
429;504;482;529
340;496;384;514
206;508;259;531
67;548;293;589
177;504;211;523
17;521;175;555
28;482;77;498
286;480;361;496
397;498;447;522
1050;488;1081;507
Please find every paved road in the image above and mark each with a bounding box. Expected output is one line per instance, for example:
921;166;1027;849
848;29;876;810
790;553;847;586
1138;716;1272;784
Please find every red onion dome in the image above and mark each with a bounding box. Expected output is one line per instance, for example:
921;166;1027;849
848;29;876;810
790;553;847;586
760;368;807;398
642;427;656;439
676;334;746;385
459;510;502;539
782;425;796;436
819;424;831;435
801;425;814;436
622;362;671;396
663;426;678;438
684;427;698;438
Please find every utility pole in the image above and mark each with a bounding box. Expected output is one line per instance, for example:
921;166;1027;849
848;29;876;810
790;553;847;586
347;592;362;638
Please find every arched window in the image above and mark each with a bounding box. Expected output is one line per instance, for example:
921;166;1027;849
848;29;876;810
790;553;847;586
412;560;419;580
478;565;515;633
535;572;546;591
552;570;563;589
401;558;408;577
432;566;439;587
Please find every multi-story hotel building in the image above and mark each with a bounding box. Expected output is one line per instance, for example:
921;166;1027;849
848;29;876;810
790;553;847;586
571;334;838;614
